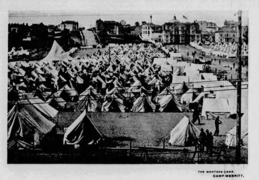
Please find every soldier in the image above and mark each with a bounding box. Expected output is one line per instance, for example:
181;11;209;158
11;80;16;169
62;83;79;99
199;128;206;152
205;129;210;153
192;107;201;125
208;132;214;156
214;116;222;136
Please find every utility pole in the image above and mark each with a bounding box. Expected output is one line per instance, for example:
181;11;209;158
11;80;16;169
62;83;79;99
109;46;111;62
236;10;242;163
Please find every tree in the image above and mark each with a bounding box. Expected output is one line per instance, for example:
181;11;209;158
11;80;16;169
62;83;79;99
135;22;140;27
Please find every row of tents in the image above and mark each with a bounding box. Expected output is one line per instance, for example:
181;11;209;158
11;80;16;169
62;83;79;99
8;41;248;150
8;101;247;150
190;42;248;58
8;41;248;117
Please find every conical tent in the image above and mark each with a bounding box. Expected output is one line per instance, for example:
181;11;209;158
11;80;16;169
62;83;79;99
101;94;126;112
132;93;156;112
8;103;56;149
169;116;200;146
26;95;58;119
156;88;182;112
63;110;102;145
61;84;78;101
47;86;67;109
225;112;248;147
181;88;197;104
75;86;100;112
41;40;75;62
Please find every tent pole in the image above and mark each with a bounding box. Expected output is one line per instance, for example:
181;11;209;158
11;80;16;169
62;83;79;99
236;10;242;164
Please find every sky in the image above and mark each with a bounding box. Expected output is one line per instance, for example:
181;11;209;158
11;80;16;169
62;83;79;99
9;10;249;29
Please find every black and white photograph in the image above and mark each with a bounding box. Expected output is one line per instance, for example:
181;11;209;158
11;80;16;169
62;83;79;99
2;0;259;179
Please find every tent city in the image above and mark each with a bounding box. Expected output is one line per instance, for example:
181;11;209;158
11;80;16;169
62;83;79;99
8;11;248;164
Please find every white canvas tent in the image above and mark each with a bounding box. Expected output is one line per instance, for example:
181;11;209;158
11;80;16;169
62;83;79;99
169;116;200;146
181;88;198;104
75;86;100;112
201;73;217;81
132;93;156;112
201;98;234;118
170;52;182;58
26;95;58;118
156;88;182;112
47;88;67;109
41;40;75;63
172;76;189;85
101;94;126;112
225;112;248;147
63;110;102;145
200;81;248;118
8;102;56;149
192;81;236;98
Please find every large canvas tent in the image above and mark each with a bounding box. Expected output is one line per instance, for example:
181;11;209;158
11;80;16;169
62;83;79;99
8;102;56;149
75;86;101;112
225;112;248;147
47;88;67;109
200;82;248;118
169;116;200;146
201;98;234;118
86;113;187;147
26;95;58;118
101;94;126;112
63;110;102;145
132;93;156;112
181;88;198;104
41;40;75;62
156;88;182;112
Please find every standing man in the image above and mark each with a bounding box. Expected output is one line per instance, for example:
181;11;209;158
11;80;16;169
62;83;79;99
205;129;210;153
192;107;201;125
199;128;206;152
208;132;214;156
214;116;222;136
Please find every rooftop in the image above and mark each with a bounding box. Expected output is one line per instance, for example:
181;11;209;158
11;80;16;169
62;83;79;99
215;26;236;33
143;23;161;28
224;20;238;25
169;15;180;23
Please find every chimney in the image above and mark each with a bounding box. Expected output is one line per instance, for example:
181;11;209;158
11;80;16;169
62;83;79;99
150;15;152;24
